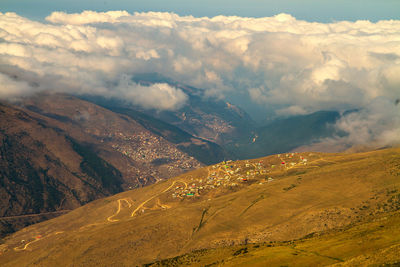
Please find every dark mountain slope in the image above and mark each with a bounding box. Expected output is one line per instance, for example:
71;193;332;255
0;103;123;236
227;111;341;159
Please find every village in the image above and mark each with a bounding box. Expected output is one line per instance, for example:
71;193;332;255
97;129;202;185
89;119;315;199
170;152;312;199
108;132;196;167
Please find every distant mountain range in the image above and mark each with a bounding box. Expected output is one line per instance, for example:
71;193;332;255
0;75;348;237
86;72;257;146
84;73;344;159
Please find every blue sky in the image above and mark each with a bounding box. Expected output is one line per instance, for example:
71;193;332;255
1;0;400;22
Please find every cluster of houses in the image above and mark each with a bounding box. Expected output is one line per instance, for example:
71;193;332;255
104;131;201;183
203;116;233;135
170;153;311;199
110;132;193;165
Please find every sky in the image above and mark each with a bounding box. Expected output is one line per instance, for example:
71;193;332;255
1;0;400;22
0;2;399;149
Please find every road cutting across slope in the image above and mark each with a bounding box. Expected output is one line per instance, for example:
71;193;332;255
156;198;171;209
107;198;133;222
0;210;70;220
14;238;41;251
13;231;64;251
131;180;187;217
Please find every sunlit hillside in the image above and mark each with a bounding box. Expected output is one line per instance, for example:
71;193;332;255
1;147;399;266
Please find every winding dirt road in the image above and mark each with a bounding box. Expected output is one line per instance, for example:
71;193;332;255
131;180;187;217
107;198;133;222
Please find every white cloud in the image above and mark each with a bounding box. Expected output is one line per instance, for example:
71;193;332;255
323;98;400;148
0;73;34;100
0;11;399;147
113;76;188;111
46;10;130;25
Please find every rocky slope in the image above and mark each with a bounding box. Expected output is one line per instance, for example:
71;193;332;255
0;102;122;236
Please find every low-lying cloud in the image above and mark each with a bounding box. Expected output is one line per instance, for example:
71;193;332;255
114;76;188;111
0;11;399;147
331;98;400;148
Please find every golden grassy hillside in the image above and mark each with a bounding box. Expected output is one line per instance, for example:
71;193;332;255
147;209;400;266
1;147;399;266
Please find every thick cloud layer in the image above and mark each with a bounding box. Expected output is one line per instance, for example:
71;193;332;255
0;11;399;147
